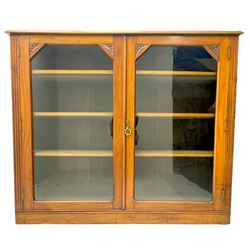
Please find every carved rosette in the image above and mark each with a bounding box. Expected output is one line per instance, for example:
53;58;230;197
135;44;151;59
204;45;220;61
99;44;114;59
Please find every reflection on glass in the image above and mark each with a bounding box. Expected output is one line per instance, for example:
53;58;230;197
32;45;113;201
136;75;216;113
137;46;217;71
136;118;214;151
135;46;217;201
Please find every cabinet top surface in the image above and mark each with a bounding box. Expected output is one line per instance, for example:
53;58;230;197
5;30;243;36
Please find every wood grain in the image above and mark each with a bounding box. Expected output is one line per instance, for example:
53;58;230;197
133;201;214;211
222;37;239;212
136;36;224;45
113;35;126;209
125;36;136;209
212;37;231;210
16;211;230;224
33;201;113;211
11;35;34;210
11;35;23;210
29;34;113;44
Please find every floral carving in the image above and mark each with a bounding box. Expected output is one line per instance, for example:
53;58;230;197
29;43;46;59
135;44;151;59
204;45;220;61
211;45;220;56
99;44;114;59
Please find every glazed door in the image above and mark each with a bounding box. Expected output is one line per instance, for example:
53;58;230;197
126;35;230;211
21;35;125;211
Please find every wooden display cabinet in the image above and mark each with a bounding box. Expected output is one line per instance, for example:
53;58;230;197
7;31;242;224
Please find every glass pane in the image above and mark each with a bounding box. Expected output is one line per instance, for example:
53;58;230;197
137;46;217;71
33;117;112;150
137;75;216;113
35;157;112;201
32;75;112;112
32;45;113;201
135;157;213;201
135;45;217;201
136;118;214;151
32;45;112;70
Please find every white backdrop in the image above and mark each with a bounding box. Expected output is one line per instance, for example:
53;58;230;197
0;0;250;249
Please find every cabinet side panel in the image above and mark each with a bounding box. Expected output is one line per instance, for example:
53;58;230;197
224;37;239;212
11;35;23;210
212;37;230;210
11;35;34;210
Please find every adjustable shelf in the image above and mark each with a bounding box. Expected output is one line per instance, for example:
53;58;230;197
34;150;213;158
136;150;213;157
32;70;113;75
35;150;113;157
32;69;216;76
33;112;113;117
33;112;214;118
136;113;215;118
136;70;216;76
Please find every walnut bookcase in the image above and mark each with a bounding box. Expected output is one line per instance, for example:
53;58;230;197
7;31;242;224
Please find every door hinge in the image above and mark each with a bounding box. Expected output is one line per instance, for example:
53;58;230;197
221;188;225;201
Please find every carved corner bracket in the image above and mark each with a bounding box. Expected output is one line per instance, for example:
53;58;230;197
99;44;114;59
30;43;46;59
204;45;220;61
135;44;151;60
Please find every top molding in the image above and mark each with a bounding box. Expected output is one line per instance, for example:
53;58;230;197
5;30;243;36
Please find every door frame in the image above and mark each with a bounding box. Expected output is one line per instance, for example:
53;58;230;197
11;34;126;211
125;35;236;212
